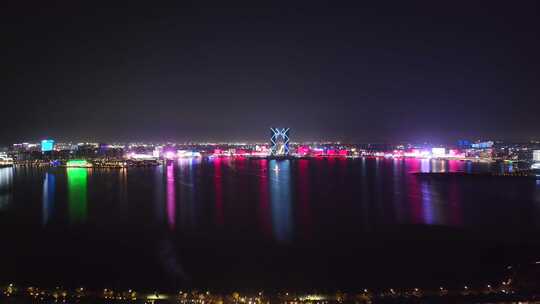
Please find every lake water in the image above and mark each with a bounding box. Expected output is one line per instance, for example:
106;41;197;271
1;158;539;291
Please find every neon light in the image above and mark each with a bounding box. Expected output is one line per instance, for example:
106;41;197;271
177;150;202;158
153;146;162;158
311;149;324;157
234;149;247;156
296;146;309;156
66;159;91;168
41;139;55;152
471;141;494;149
129;153;156;160
165;151;175;159
270;127;290;156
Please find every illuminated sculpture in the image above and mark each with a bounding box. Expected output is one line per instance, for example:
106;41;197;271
270;127;290;156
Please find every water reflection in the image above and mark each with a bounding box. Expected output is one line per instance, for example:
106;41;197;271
68;168;88;223
465;161;473;173
392;158;405;224
448;160;460;172
258;160;272;237
406;159;424;224
269;160;293;242
42;172;55;225
213;158;224;227
534;180;540;228
420;181;434;224
297;159;312;240
373;158;384;221
166;163;176;230
421;178;449;225
118;168;128;205
154;165;165;223
2;158;496;235
420;159;430;173
178;158;197;231
435;159;446;172
0;167;13;210
360;157;370;230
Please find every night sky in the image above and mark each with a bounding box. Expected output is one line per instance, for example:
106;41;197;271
3;2;540;144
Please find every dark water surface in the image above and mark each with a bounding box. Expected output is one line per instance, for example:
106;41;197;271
1;158;539;291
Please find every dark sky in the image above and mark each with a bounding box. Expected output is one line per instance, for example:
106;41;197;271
2;1;540;144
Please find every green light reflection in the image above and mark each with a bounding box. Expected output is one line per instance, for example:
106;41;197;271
68;168;88;223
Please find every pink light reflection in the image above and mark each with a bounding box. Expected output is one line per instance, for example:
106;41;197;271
214;158;224;226
297;159;312;240
258;159;272;238
406;159;424;224
166;163;176;230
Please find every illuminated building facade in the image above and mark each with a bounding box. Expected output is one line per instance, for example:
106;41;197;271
66;159;92;168
270;128;290;156
0;153;14;167
41;139;55;152
471;141;494;149
533;150;540;162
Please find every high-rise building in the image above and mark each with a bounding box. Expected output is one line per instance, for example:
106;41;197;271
270;128;290;156
41;139;55;152
533;150;540;162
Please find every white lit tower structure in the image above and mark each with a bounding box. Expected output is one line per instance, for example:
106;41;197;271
270;127;290;156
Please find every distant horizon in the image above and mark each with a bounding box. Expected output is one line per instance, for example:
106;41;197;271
3;137;540;146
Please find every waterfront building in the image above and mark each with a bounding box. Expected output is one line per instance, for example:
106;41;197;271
13;142;40;152
41;139;55;152
0;153;14;167
66;159;92;168
471;141;494;149
533;150;540;162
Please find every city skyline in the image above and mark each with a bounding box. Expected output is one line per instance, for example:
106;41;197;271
2;136;540;147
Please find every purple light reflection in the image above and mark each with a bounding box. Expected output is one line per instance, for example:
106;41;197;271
166;163;176;230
